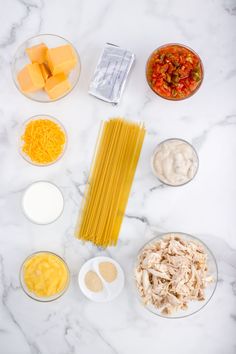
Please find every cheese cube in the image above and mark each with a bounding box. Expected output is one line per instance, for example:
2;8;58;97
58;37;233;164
26;43;48;64
40;63;51;81
44;73;71;99
46;45;77;75
17;63;45;93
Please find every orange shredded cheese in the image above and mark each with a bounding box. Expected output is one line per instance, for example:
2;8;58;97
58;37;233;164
21;118;66;164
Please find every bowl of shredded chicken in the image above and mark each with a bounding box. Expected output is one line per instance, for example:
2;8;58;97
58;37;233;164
135;233;217;318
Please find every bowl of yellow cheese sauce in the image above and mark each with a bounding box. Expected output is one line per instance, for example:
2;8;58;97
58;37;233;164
20;251;70;301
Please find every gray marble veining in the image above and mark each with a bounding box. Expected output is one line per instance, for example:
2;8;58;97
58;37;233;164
0;0;236;353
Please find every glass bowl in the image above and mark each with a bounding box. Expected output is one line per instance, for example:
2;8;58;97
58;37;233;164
20;251;70;302
146;43;204;101
151;138;199;187
19;114;67;166
22;180;64;225
12;34;81;102
134;232;218;318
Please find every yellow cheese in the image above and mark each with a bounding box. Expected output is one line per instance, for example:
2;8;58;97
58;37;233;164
26;43;48;64
23;252;68;298
44;73;71;99
17;63;45;93
46;45;77;75
40;63;51;81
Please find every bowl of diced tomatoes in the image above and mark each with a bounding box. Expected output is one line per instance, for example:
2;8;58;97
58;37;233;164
146;44;204;100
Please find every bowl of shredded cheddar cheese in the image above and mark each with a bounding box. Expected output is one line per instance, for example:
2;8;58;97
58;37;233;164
19;115;67;166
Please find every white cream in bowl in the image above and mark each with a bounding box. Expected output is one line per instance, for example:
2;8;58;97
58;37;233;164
151;138;199;186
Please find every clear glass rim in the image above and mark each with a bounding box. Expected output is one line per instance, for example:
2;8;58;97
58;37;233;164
21;180;65;225
11;33;81;103
20;251;70;302
134;231;218;319
145;43;204;101
19;114;68;166
151;138;199;187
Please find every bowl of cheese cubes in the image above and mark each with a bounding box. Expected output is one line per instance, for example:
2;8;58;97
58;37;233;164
12;34;81;102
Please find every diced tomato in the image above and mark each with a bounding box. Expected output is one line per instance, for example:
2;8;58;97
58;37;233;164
147;44;203;99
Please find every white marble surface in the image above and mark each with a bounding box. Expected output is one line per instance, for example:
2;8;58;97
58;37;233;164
0;0;236;353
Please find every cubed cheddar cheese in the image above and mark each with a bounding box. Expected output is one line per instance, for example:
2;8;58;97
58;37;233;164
26;43;48;64
17;63;45;93
46;45;77;75
40;63;51;81
44;73;71;99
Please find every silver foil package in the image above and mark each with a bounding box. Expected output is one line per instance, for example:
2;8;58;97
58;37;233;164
89;43;135;104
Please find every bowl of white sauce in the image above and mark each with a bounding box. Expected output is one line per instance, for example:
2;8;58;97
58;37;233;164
22;181;64;224
151;138;199;187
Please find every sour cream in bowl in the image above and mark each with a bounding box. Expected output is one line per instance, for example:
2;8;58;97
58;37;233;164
151;138;199;186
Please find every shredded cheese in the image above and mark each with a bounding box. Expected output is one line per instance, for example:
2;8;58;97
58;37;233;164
21;118;66;164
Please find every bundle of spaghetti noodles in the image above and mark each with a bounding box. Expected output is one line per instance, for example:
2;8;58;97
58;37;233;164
75;118;146;247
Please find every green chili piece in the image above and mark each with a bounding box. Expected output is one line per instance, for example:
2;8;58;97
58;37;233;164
172;73;179;83
172;89;177;97
192;71;201;82
166;74;171;83
159;54;165;62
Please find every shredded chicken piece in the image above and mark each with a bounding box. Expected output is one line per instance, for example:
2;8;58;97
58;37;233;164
135;233;213;315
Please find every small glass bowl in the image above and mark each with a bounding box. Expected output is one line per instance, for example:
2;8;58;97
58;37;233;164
22;180;64;225
146;43;204;101
134;232;218;319
19;114;67;166
20;251;70;302
12;34;81;102
151;138;199;187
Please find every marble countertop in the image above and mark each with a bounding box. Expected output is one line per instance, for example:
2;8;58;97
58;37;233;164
0;0;236;353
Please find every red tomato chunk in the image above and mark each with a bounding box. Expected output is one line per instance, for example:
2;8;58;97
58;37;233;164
147;45;203;100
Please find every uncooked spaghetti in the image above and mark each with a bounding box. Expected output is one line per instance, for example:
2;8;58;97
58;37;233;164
75;118;145;247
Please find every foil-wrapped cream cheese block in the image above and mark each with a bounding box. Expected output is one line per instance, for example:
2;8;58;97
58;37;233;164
89;43;135;104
